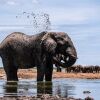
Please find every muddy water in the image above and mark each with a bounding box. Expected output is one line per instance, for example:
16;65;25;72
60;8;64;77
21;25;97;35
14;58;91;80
0;78;100;99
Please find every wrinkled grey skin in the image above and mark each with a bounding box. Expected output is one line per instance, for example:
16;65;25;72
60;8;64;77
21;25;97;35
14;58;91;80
0;31;77;81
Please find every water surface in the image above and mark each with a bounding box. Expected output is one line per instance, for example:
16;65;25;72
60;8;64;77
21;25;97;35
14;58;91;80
0;78;100;99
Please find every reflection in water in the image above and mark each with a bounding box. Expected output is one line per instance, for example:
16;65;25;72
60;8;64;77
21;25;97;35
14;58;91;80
2;80;74;97
3;81;18;96
54;84;61;96
3;81;53;97
61;85;68;97
53;82;74;97
3;81;36;97
37;82;52;97
0;78;99;99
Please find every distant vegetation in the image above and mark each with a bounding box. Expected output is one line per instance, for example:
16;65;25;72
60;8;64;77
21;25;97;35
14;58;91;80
56;65;100;73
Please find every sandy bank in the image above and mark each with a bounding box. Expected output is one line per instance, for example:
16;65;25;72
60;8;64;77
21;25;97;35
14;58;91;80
0;68;100;79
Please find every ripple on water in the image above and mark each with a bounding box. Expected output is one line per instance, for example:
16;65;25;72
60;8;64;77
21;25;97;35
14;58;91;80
0;78;99;99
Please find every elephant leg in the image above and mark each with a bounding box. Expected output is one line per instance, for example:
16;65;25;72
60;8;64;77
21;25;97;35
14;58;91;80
2;58;18;81
37;66;45;81
45;65;53;81
45;59;53;81
4;66;18;81
57;66;62;72
36;54;45;81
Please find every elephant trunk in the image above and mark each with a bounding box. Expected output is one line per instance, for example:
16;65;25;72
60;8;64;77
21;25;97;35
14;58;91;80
64;54;77;67
64;46;77;67
53;56;67;68
53;55;77;68
53;47;77;68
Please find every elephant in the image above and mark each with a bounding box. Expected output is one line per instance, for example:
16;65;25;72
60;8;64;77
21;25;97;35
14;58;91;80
0;31;77;81
55;54;69;72
54;54;63;72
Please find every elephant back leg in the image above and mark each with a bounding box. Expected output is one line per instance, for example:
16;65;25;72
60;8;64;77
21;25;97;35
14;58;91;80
2;57;18;81
56;66;62;72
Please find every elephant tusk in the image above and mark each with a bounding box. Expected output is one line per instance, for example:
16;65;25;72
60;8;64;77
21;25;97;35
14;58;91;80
53;57;67;68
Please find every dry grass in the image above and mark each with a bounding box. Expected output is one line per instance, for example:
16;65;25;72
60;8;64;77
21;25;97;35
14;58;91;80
0;68;100;79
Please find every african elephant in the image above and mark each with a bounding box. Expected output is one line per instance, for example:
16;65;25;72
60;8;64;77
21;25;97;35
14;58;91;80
0;31;77;81
55;54;63;72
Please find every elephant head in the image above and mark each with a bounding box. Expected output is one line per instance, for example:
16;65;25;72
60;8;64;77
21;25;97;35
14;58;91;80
41;32;77;68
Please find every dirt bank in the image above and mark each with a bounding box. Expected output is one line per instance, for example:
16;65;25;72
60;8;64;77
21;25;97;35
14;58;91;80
0;68;100;79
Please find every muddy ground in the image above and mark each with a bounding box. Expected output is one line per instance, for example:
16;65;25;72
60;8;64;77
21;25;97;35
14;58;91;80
0;95;94;100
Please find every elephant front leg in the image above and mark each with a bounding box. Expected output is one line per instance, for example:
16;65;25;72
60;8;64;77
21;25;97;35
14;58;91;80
45;60;53;81
3;58;18;81
36;54;45;81
4;66;18;81
37;64;45;81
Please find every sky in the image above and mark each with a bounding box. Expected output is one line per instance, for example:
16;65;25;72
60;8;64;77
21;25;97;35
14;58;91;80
0;0;100;66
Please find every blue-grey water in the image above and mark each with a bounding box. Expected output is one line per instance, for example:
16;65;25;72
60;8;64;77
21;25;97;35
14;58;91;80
0;78;99;99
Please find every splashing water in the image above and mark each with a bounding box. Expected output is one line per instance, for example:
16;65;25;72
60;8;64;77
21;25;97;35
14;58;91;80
16;12;51;33
31;12;51;32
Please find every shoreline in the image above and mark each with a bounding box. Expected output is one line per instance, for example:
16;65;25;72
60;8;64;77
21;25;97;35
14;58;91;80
0;95;93;100
0;68;100;79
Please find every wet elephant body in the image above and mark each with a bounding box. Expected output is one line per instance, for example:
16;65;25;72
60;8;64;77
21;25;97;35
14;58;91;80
0;31;77;81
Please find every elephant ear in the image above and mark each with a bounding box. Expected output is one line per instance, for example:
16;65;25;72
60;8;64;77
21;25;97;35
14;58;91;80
41;33;57;54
